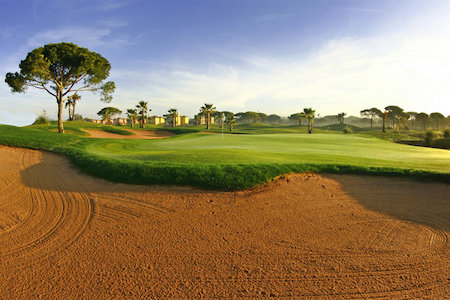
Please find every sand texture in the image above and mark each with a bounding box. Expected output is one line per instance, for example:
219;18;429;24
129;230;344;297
0;145;448;298
84;129;174;139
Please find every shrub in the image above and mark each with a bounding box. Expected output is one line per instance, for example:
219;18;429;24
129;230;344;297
424;130;435;146
33;111;50;125
432;138;450;150
444;129;450;139
343;127;353;134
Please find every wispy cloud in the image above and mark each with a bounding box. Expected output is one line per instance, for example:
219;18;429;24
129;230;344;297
26;25;135;50
107;21;450;118
3;17;450;126
27;28;111;48
336;7;383;13
253;13;295;23
0;26;21;39
31;0;131;13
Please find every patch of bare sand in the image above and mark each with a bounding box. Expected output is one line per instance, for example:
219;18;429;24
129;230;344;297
0;145;448;298
84;129;174;139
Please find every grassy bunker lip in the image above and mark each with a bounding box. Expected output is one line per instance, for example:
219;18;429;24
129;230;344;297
66;151;450;190
0;124;448;190
100;125;135;135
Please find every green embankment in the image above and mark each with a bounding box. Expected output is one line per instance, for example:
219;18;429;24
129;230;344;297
0;122;448;189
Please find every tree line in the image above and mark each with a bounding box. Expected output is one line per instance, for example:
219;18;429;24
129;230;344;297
359;106;447;131
4;42;448;134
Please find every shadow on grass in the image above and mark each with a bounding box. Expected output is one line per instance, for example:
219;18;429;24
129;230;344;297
19;151;203;195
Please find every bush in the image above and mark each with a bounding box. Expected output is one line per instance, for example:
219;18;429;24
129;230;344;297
424;130;435;146
32;111;50;125
444;129;450;139
343;127;353;134
432;138;450;150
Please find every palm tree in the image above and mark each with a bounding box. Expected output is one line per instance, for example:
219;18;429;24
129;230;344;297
289;113;305;125
136;101;150;128
214;111;226;128
165;108;178;127
65;98;73;121
70;94;81;122
303;108;315;134
194;113;201;125
219;112;225;128
225;114;236;131
200;103;216;130
126;109;138;128
336;112;346;125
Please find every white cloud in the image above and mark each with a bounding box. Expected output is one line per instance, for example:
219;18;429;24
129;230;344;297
104;24;450;119
26;27;133;50
2;23;450;127
2;2;450;126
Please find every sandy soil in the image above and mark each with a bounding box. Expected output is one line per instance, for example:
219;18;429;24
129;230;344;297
84;129;174;139
0;145;448;298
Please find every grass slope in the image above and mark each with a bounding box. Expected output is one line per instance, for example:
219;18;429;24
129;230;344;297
0;123;449;189
31;122;135;136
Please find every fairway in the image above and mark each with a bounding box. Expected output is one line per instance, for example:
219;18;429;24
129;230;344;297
86;133;450;173
0;124;449;189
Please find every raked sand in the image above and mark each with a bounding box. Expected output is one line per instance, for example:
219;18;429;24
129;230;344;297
0;145;448;298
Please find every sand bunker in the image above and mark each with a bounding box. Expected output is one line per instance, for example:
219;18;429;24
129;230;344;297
84;129;174;139
0;145;448;298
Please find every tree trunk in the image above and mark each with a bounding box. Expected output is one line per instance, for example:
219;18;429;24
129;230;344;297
370;118;373;129
68;105;72;121
72;102;76;121
298;119;301;125
57;94;64;133
308;121;312;134
382;120;386;132
206;112;210;129
230;123;233;131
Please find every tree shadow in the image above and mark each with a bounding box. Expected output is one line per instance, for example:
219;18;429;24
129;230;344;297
19;151;450;233
323;174;450;232
19;151;201;195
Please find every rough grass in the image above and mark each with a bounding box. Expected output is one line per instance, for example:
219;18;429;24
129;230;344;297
0;124;448;190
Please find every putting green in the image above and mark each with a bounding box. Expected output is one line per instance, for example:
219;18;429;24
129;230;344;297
85;133;450;173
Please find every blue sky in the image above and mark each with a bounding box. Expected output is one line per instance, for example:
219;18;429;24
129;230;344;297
1;0;449;125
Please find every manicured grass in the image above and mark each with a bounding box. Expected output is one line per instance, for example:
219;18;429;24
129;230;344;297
124;122;323;134
317;123;367;133
86;133;449;172
30;121;135;136
100;125;134;135
0;123;448;189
